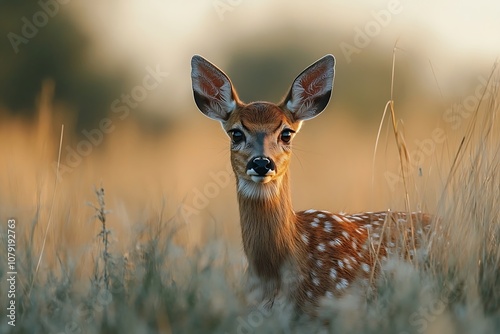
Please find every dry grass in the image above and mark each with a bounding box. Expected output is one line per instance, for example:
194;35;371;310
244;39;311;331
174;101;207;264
0;67;499;333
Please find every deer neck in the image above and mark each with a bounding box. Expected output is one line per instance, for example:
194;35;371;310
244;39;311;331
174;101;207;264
236;171;302;281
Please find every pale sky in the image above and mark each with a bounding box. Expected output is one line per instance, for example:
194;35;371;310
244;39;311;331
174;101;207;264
69;0;500;113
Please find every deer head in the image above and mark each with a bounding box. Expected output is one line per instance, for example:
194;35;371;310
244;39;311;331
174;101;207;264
191;54;335;200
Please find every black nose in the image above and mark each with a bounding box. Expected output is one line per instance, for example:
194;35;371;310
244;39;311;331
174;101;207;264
247;156;276;176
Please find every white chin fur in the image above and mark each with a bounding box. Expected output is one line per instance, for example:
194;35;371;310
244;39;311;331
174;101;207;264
250;175;273;184
238;178;280;199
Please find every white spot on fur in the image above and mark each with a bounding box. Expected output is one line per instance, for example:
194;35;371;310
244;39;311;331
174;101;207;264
336;278;349;290
342;231;350;239
344;258;353;269
329;238;342;247
313;277;320;286
317;213;326;218
326;291;333;299
317;243;325;252
301;234;309;245
307;290;313;298
330;268;337;279
361;263;370;273
332;215;343;223
338;260;344;268
316;260;323;268
304;209;316;214
324;221;332;232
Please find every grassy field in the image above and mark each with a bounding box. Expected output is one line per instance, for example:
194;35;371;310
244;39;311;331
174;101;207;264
0;72;499;334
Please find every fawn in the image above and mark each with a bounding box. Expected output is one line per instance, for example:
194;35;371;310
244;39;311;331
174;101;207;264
190;54;432;314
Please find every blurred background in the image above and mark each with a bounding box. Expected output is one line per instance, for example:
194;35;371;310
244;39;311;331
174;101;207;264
1;0;499;262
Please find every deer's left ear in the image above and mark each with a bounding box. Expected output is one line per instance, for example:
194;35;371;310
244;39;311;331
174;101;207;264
281;54;335;121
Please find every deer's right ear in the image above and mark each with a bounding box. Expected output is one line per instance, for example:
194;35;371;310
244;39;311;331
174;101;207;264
191;55;238;122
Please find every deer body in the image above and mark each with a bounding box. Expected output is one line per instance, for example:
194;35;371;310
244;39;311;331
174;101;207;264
191;54;430;314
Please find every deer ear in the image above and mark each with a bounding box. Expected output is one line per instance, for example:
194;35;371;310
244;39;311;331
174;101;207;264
282;55;335;121
191;55;239;122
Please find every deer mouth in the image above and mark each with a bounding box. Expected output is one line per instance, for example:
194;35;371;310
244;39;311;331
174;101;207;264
249;175;273;184
247;169;276;184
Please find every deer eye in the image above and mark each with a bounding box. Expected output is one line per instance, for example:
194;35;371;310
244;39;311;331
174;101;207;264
280;129;294;143
229;129;245;144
